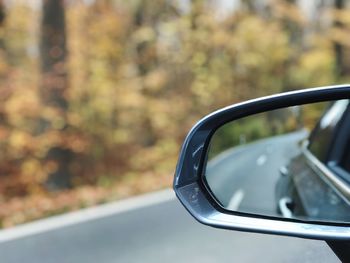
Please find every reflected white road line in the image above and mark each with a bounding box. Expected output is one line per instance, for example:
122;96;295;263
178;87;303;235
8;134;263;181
266;145;273;154
227;189;244;210
256;154;267;166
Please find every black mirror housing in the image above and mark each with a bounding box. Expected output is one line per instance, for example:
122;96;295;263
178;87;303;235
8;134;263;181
173;85;350;240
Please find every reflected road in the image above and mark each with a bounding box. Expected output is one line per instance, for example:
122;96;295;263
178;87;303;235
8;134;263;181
206;130;307;215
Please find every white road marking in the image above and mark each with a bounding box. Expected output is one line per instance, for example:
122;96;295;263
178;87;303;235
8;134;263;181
0;188;175;243
227;189;244;211
266;145;273;154
256;154;267;166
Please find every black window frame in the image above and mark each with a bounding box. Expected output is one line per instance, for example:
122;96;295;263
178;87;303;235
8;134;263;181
307;101;344;163
327;106;350;185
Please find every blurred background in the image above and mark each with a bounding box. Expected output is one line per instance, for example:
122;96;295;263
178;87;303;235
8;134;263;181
0;0;349;228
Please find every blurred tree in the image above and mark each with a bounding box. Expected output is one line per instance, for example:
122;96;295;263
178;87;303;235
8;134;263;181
0;0;6;71
0;0;5;63
0;0;6;163
133;0;165;147
0;0;5;37
241;0;254;13
40;0;71;190
190;0;204;29
134;1;158;76
333;0;349;78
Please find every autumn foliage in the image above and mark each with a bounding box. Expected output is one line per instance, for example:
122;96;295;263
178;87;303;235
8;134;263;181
0;0;349;227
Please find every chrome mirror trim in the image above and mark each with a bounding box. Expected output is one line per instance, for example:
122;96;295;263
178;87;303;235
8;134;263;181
176;182;350;240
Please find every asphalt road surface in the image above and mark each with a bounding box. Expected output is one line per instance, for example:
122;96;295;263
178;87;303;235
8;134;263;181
206;130;307;216
0;189;339;263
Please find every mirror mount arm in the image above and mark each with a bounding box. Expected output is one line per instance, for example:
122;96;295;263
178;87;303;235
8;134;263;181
326;241;350;262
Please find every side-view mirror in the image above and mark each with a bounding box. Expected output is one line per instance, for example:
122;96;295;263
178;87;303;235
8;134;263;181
173;85;350;244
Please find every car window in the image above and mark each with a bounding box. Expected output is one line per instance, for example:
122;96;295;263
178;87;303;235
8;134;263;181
308;100;349;162
334;110;350;174
339;138;350;173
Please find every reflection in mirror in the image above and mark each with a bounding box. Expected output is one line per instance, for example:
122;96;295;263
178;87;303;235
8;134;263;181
204;100;350;223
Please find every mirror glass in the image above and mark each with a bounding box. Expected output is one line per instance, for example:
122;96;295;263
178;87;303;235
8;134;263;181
205;99;350;223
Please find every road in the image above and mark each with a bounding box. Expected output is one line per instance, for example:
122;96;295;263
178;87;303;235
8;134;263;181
0;189;339;263
206;130;307;216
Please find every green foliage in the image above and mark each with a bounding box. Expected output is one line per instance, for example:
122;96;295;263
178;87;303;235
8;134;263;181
209;115;270;159
208;102;329;160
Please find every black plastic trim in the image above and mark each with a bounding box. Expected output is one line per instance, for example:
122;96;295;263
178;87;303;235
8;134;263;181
173;85;350;240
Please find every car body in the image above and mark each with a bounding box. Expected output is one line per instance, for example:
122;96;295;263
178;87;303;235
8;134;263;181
276;100;350;223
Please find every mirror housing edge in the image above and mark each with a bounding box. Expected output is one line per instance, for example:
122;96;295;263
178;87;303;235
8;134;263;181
173;85;350;240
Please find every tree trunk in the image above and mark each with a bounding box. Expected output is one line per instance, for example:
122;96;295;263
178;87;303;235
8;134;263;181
133;1;161;147
0;0;4;26
334;0;347;78
0;0;6;121
0;0;5;49
40;0;71;190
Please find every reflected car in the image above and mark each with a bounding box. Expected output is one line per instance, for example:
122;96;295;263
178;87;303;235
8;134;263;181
276;99;350;222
